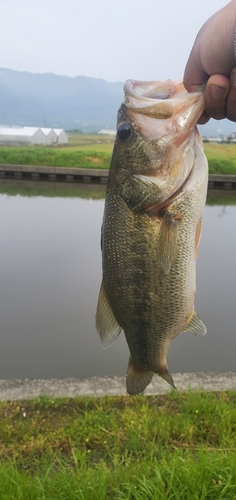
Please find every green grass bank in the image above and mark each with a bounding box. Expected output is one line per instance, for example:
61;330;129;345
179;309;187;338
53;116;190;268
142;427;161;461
0;391;236;499
0;136;236;174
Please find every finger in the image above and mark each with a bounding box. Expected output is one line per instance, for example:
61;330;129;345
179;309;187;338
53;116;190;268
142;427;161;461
197;111;211;125
226;67;236;122
204;74;230;120
183;50;208;93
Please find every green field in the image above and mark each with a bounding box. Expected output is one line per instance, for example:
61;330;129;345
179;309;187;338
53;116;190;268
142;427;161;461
0;134;236;174
204;142;236;174
0;392;236;499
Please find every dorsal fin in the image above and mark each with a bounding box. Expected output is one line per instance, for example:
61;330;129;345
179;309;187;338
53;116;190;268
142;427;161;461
95;281;122;347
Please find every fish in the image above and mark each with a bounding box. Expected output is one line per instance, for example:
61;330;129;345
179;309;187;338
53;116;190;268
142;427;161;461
96;79;208;395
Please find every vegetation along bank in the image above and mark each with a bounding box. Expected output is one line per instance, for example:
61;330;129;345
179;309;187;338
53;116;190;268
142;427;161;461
0;391;236;499
0;135;236;174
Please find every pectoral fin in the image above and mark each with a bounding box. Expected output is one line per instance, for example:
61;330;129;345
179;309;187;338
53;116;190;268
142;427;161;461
182;310;207;336
194;218;202;260
158;211;179;274
96;281;122;347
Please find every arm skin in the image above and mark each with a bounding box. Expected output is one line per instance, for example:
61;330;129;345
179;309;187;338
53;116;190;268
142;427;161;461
183;0;236;123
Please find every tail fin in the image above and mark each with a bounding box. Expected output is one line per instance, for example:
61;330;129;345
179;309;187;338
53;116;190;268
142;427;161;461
154;351;176;389
126;358;154;395
126;357;176;395
157;366;176;389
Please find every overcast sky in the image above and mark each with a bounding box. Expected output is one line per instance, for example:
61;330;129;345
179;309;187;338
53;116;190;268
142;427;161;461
0;0;229;82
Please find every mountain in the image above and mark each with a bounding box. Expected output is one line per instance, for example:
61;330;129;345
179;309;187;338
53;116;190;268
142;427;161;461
0;68;124;131
0;67;235;136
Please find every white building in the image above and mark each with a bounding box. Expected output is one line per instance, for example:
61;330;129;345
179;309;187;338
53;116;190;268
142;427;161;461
98;129;116;136
54;129;68;144
0;127;46;145
40;128;57;145
0;126;68;145
202;136;222;143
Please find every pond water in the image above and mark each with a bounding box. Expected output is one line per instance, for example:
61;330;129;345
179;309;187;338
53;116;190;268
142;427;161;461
0;180;236;380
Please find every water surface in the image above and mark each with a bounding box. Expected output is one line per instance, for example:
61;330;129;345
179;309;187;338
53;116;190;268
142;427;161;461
0;180;235;380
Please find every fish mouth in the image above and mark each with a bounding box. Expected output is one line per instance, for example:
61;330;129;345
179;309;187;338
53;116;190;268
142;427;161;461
122;79;205;143
116;79;205;209
124;79;181;101
123;79;182;119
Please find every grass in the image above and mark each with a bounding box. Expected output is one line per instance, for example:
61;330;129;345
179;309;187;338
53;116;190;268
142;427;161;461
0;135;236;174
0;145;111;169
203;142;236;174
0;391;236;498
68;133;114;148
0;133;113;170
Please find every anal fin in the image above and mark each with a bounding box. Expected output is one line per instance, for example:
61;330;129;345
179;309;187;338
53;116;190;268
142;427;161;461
95;281;122;347
182;310;207;336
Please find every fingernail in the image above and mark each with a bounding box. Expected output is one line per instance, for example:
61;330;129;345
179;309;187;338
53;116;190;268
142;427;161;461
210;85;227;99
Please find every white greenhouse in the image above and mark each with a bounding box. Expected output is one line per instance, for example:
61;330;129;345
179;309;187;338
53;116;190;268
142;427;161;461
54;129;68;144
0;127;46;145
0;126;68;145
40;128;58;145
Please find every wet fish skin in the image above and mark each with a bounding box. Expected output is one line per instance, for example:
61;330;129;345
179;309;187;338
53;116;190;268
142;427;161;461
96;80;208;395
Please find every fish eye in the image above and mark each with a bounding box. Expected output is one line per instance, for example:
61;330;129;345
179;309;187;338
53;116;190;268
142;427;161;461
117;123;132;141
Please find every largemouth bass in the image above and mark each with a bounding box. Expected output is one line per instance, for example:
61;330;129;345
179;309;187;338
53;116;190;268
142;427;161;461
96;79;208;395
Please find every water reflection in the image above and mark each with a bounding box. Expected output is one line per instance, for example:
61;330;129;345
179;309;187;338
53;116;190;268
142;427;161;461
168;200;236;373
0;180;235;380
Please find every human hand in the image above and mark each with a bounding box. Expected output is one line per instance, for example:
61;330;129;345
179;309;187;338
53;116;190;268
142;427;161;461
183;1;236;123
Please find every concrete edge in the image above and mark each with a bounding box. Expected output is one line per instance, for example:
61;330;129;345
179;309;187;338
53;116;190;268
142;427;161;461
0;163;236;182
0;372;236;400
0;165;236;182
0;164;109;176
0;166;236;189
